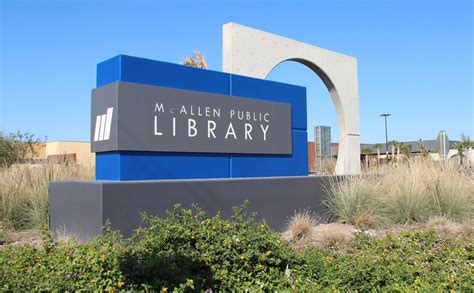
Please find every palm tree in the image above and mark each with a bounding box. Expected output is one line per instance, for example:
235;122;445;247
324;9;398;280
400;143;412;158
388;140;398;160
182;51;208;69
361;147;372;169
454;135;473;166
454;142;465;166
374;143;382;166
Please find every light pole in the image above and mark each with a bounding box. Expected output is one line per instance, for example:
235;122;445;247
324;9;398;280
380;113;391;160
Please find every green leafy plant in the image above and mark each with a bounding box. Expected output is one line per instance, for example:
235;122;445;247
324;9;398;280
0;131;41;168
0;204;472;291
120;202;306;290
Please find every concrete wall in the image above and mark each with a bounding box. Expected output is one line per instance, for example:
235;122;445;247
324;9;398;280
49;176;334;242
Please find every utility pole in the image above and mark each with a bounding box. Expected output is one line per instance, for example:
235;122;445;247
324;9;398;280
380;113;391;160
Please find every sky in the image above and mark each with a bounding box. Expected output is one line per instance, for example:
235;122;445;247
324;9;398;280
1;0;473;143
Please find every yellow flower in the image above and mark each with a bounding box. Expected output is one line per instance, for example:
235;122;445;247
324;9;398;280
117;281;124;288
100;255;106;261
266;251;273;257
161;287;168;292
240;255;245;260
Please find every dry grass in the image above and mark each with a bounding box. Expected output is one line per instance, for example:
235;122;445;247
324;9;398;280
0;162;94;230
323;176;387;227
310;223;354;248
182;51;208;69
425;216;473;239
282;211;354;249
282;210;319;242
324;158;474;227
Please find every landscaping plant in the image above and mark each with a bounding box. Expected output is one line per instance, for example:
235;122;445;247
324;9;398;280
324;158;474;226
1;204;472;291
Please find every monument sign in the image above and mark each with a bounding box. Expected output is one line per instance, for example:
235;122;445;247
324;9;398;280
49;24;359;241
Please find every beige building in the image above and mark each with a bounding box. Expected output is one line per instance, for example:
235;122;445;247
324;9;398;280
36;141;94;166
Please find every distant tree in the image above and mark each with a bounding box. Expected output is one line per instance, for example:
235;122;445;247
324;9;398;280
400;143;412;157
389;140;398;160
417;139;430;158
454;142;465;166
361;147;372;169
182;51;208;69
0;131;41;167
454;134;474;166
374;143;382;166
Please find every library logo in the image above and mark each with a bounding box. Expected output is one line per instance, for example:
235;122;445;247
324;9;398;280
93;107;114;142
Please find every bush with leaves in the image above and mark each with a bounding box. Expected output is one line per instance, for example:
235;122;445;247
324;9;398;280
0;131;41;167
0;229;126;291
308;230;473;291
120;202;313;291
0;204;472;291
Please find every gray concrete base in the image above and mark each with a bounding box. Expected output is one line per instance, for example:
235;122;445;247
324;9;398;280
49;176;334;242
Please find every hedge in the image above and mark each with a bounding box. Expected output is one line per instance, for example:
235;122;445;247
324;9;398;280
1;204;472;291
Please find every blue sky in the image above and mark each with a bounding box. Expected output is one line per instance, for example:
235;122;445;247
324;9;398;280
1;0;472;143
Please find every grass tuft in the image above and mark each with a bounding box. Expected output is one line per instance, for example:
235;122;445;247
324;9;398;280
0;162;94;230
282;210;319;242
324;158;474;227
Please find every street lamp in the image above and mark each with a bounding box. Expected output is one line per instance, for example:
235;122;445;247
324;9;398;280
380;113;391;159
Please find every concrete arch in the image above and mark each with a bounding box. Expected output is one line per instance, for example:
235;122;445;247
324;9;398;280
222;23;361;175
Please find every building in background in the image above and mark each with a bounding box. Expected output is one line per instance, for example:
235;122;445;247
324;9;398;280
35;141;94;166
307;129;466;173
437;130;449;161
314;126;332;174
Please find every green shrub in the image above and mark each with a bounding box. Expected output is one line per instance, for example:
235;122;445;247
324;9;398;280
0;229;126;291
120;203;311;290
309;230;473;291
0;204;472;291
0;131;41;168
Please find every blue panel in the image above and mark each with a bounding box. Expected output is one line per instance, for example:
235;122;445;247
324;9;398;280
230;130;308;178
96;56;121;88
97;55;230;95
230;74;307;130
95;55;309;180
97;152;229;181
96;152;121;180
96;55;231;180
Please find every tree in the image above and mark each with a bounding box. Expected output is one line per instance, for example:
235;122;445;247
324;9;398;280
0;131;41;167
361;147;372;169
388;140;398;160
417;139;429;157
374;143;382;166
182;51;208;69
454;142;465;166
400;143;412;158
454;134;473;166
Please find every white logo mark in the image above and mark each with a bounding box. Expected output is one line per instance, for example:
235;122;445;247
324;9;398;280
93;107;114;142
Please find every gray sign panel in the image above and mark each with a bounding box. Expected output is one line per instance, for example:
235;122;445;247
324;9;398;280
91;82;292;154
